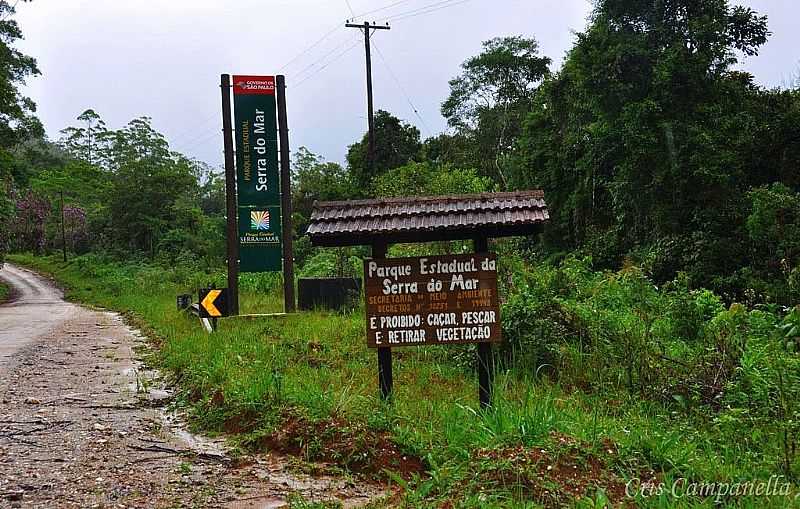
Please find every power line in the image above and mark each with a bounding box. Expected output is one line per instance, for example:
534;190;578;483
175;134;221;159
348;0;417;21
172;126;221;155
383;0;473;22
345;22;391;195
372;41;431;136
341;5;430;137
277;22;343;73
292;33;361;83
173;133;219;157
383;0;463;19
293;38;362;89
166;112;220;146
171;125;218;151
390;0;473;22
170;0;467;159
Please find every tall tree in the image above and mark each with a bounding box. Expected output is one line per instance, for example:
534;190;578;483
103;117;200;254
292;147;353;234
0;0;41;149
442;36;550;187
0;0;40;263
514;0;773;287
346;110;421;194
59;109;109;166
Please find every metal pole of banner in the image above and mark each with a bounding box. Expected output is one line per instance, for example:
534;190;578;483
221;74;239;315
474;236;494;410
276;75;295;313
372;241;393;401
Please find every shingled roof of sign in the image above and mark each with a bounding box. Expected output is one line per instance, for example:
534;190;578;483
307;190;549;246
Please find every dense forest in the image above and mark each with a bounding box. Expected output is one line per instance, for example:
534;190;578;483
3;0;800;502
3;1;799;305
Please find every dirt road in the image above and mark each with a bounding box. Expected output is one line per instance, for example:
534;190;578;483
0;264;383;508
0;265;73;368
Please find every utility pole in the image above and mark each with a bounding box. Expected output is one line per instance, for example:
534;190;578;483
346;20;391;401
345;21;390;175
60;190;67;263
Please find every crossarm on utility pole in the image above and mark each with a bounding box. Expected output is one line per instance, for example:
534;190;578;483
344;23;391;29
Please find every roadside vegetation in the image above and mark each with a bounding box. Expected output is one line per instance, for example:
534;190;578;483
10;251;800;508
3;0;800;506
0;279;9;303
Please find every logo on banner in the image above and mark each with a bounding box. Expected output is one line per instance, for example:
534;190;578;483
233;76;275;95
250;210;271;231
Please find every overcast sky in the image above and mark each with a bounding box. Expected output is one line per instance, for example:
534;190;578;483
13;0;799;169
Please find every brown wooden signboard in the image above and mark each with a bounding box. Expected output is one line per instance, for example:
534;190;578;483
364;253;501;348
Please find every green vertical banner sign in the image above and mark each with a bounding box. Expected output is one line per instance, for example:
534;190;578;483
233;75;282;272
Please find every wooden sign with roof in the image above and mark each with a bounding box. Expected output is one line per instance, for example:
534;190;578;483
307;190;549;408
307;190;548;246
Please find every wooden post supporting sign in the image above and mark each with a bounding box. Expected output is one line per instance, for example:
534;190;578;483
276;75;295;313
372;241;393;401
474;236;494;410
220;74;239;315
364;246;501;407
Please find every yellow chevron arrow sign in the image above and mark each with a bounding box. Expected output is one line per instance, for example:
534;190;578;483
201;289;223;317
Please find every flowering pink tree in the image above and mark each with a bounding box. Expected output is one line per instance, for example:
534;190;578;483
63;205;88;252
10;190;51;253
0;179;13;263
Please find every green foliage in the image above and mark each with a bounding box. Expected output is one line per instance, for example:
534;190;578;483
291;147;354;237
419;132;475;170
8;2;800;502
442;36;551;186
0;0;41;262
17;111;226;263
510;0;794;302
298;248;362;279
0;166;12;263
372;161;493;198
15;253;800;506
720;305;800;476
497;256;800;485
744;183;800;303
58;109;108;165
499;258;569;372
346;110;421;194
0;0;42;149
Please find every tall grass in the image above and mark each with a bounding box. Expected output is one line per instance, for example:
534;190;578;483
0;278;9;302
9;253;800;508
